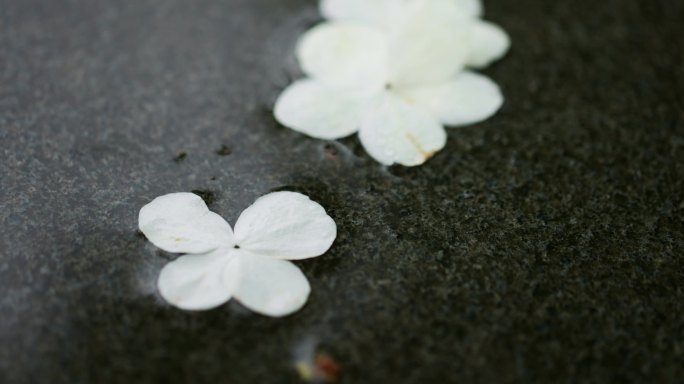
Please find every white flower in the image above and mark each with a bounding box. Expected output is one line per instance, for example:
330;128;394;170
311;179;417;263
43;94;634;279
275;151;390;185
275;0;510;166
138;191;337;317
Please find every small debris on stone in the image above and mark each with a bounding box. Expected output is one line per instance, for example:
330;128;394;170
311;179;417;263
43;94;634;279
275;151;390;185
295;352;341;383
215;145;232;156
324;143;338;158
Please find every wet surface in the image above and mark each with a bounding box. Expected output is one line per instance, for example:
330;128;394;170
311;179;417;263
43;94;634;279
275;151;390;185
1;0;683;383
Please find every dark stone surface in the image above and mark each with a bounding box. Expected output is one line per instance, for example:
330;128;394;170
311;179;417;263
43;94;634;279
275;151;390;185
1;0;683;383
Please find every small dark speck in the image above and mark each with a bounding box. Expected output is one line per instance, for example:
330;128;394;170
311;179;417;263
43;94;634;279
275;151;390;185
216;145;232;156
192;190;217;206
324;143;338;158
173;152;187;163
210;176;218;181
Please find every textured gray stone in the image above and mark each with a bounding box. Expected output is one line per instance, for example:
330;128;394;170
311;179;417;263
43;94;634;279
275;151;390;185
0;0;682;383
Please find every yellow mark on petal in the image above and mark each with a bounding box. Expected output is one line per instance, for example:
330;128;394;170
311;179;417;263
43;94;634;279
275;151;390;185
404;132;434;159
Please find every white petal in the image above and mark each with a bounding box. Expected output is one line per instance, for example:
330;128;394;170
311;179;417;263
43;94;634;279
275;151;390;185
454;0;483;17
320;0;481;23
228;252;311;317
387;0;471;87
319;0;397;25
399;71;503;127
358;92;447;166
467;21;511;69
274;79;377;140
139;193;235;254
234;192;337;260
157;249;237;311
297;22;389;88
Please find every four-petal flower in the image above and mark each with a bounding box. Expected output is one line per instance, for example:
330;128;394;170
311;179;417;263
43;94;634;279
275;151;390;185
275;0;510;166
139;191;337;317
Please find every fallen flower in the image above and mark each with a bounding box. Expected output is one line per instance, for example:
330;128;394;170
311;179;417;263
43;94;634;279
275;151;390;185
139;191;337;317
275;0;510;166
319;0;507;70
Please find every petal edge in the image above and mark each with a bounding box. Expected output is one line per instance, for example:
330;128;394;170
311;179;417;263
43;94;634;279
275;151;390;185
229;253;311;317
297;22;389;88
234;192;337;260
358;93;447;166
400;71;503;127
274;79;373;140
139;193;234;254
467;21;511;69
157;250;237;311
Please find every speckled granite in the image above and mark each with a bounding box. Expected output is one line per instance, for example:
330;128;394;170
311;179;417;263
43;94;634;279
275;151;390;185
0;0;682;383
